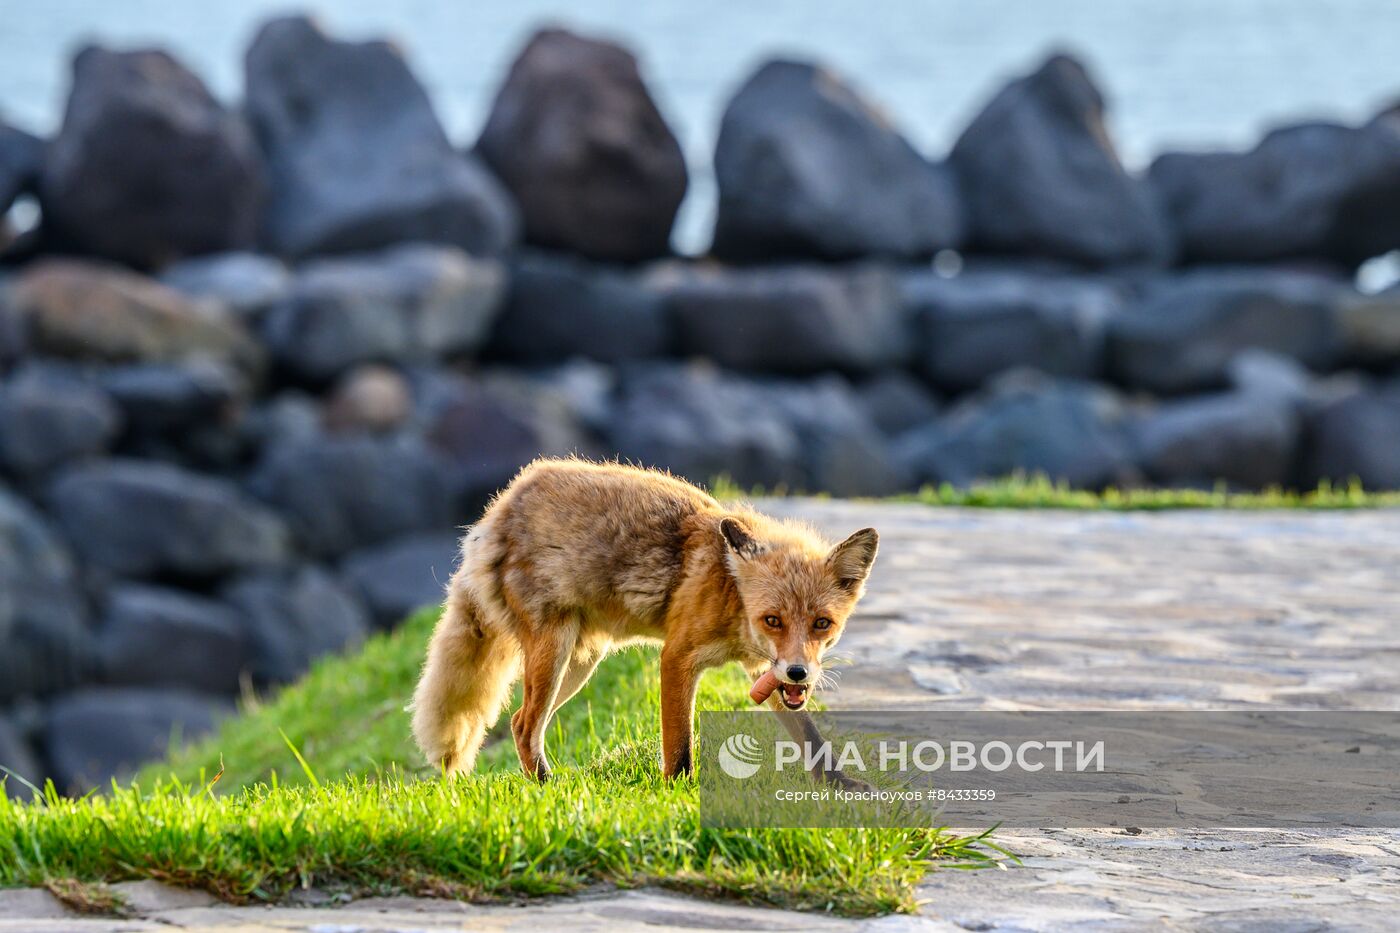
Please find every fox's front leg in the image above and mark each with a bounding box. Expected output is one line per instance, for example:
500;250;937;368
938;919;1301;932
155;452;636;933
660;645;702;778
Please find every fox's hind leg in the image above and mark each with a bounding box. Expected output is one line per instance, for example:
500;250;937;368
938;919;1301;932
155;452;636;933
510;615;579;780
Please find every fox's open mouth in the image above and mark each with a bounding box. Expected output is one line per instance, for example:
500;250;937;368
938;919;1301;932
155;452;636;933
780;682;809;710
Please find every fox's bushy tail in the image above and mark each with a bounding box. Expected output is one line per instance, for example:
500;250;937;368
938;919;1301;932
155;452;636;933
411;584;521;775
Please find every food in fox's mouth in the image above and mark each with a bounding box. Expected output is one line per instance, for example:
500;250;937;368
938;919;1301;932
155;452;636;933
750;669;779;704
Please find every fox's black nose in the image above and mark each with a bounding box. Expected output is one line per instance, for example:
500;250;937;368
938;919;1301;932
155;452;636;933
786;664;808;683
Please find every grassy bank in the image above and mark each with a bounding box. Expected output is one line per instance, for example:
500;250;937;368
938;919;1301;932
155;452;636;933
0;609;1004;915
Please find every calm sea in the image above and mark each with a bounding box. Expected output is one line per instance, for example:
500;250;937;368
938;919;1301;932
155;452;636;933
4;0;1400;252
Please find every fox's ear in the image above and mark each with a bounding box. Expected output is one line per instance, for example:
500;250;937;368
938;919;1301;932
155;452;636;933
719;517;759;560
828;527;879;589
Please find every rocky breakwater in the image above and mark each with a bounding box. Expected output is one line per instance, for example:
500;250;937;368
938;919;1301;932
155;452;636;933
2;15;1400;795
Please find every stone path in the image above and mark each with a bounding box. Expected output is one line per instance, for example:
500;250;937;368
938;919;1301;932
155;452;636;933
5;503;1399;931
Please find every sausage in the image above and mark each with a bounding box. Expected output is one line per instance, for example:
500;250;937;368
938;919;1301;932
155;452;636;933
749;669;780;704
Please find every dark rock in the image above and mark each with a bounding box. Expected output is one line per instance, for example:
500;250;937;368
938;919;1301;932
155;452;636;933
895;373;1136;488
250;430;452;558
762;376;909;496
950;54;1171;267
606;363;804;490
6;260;264;372
482;360;617;434
1149;115;1400;266
477;28;685;262
486;251;669;363
98;585;247;692
48;459;291;580
712;59;963;262
1226;350;1313;405
223;565;369;683
1335;286;1400;368
324;364;412;434
902;269;1121;391
39;46;263;268
246;15;518;259
1;120;43;216
1299;384;1400;490
666;264;908;374
96;359;246;435
43;688;228;793
0;716;43;800
1131;392;1299;489
341;532;457;628
855;372;941;436
0;364;121;477
159;252;292;320
1106;269;1342;394
263;244;505;383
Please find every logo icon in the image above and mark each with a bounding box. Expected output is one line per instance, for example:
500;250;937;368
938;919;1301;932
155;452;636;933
718;733;763;779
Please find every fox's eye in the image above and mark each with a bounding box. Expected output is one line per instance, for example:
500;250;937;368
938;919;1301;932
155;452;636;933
814;617;834;631
763;615;782;628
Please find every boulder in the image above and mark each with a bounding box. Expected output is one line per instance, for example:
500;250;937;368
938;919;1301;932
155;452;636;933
1106;269;1343;394
324;364;412;434
1131;392;1299;489
761;376;909;496
1;120;43;216
262;244;505;383
5;260;263;372
43;687;228;793
895;373;1136;488
485;251;670;363
39;46;263;268
0;717;43;800
712;59;962;262
949;54;1171;267
0;364;121;477
245;15;517;259
98;585;247;692
605;363;804;490
340;532;457;628
477;28;684;262
902;269;1121;391
1335;286;1400;368
855;372;941;437
1226;349;1314;405
48;459;291;580
159;252;292;320
96;359;246;435
1299;384;1400;490
666;264;908;374
1149;115;1400;266
249;430;452;558
223;565;369;683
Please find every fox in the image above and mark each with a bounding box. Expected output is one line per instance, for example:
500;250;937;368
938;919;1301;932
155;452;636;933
410;457;879;780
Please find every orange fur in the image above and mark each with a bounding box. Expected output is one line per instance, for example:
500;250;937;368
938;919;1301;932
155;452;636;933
410;457;878;779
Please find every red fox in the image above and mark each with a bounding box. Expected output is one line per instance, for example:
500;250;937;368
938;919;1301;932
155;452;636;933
411;457;879;779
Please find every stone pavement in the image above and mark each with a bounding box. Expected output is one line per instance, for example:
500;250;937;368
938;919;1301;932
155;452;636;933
4;503;1399;931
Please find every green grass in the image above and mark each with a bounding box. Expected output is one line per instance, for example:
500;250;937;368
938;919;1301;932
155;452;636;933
0;609;1006;915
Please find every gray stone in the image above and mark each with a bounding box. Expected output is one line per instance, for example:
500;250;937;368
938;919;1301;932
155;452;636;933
1131;392;1299;489
159;251;292;319
1149;114;1400;266
950;54;1171;266
1106;269;1342;394
324;364;413;434
477;28;685;262
39;46;263;268
263;243;505;383
1335;286;1400;367
96;359;246;435
712;59;963;262
48;459;291;579
341;532;457;628
666;264;908;374
246;15;518;259
0;716;42;801
486;251;670;363
250;430;453;558
762;376;909;496
855;372;941;437
0;119;43;216
1226;349;1314;405
902;269;1122;391
1300;384;1400;490
43;687;227;793
895;373;1136;488
0;364;120;477
98;584;247;692
223;565;369;683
